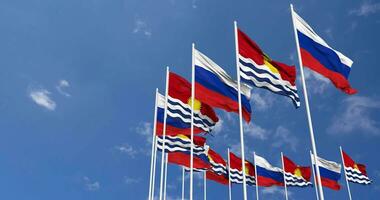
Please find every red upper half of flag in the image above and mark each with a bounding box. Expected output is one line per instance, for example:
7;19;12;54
208;148;226;166
283;155;311;181
229;152;255;176
342;150;368;176
206;171;229;185
168;151;210;169
237;28;297;86
168;72;219;123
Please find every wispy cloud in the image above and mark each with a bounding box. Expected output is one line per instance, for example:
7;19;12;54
261;187;291;197
133;19;152;37
56;79;71;97
328;96;380;135
114;143;138;158
250;93;274;111
83;176;100;191
136;122;153;143
212;118;224;135
29;88;56;111
302;68;330;94
124;176;141;184
244;123;269;140
350;1;380;16
191;0;198;9
272;126;298;152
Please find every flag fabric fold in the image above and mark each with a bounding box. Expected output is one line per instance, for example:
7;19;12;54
342;150;372;185
229;152;256;185
311;154;342;190
194;49;252;122
255;154;284;187
206;149;229;185
292;10;357;94
237;28;301;107
168;145;211;170
283;155;312;187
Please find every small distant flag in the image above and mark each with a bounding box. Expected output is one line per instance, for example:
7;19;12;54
342;150;372;185
237;28;300;107
206;148;229;185
283;155;312;187
194;48;252;122
292;10;357;94
254;154;284;187
229;152;256;185
156;134;206;154
168;72;219;133
311;154;342;190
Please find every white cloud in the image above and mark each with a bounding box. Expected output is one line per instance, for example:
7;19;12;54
136;122;153;143
350;1;380;16
133;19;152;37
212;119;223;135
302;68;330;94
29;88;56;111
328;96;380;135
114;143;138;158
124;177;141;184
244;123;269;140
192;0;198;9
272;126;298;152
83;176;100;191
56;79;71;97
324;28;333;39
250;93;274;111
261;187;291;197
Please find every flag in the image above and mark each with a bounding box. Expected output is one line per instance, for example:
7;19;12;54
206;148;229;185
168;72;219;134
311;154;342;190
292;10;357;94
229;152;256;185
168;143;211;170
342;150;372;185
237;28;300;107
283;155;312;187
255;154;284;187
156;93;204;136
194;49;252;122
156;134;206;154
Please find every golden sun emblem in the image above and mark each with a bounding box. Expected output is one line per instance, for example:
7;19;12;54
187;98;202;111
294;168;302;178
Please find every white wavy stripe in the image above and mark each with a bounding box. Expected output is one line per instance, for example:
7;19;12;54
194;49;251;98
285;172;308;182
347;177;371;184
285;173;311;186
239;55;298;91
168;96;216;124
345;167;363;174
229;169;256;182
167;99;215;125
345;171;371;181
229;174;256;184
156;144;206;155
166;110;211;132
156;137;205;152
292;10;353;67
184;167;208;172
286;182;312;187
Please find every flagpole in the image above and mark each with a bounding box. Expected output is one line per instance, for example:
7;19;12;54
163;154;168;200
228;148;232;200
151;137;158;200
182;167;185;200
281;152;288;200
234;20;248;200
148;88;159;200
290;4;324;200
340;146;353;200
204;171;207;200
254;152;259;200
310;151;320;200
190;42;196;200
159;67;170;200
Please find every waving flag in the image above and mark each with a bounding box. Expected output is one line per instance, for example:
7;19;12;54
194;49;252;122
168;72;219;133
156;134;206;154
229;152;256;185
237;28;300;107
283;155;312;187
206;149;229;185
311;154;342;190
292;10;357;94
342;150;372;185
168;144;211;170
255;154;284;187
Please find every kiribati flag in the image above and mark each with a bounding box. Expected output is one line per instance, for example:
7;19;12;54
237;28;300;107
168;72;219;133
293;10;357;94
255;154;284;187
229;152;256;185
156;134;206;154
283;155;312;187
206;148;229;185
194;48;252;122
342;149;372;185
168;145;211;170
311;154;342;190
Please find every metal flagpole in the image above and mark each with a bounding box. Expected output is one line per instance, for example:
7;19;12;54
234;20;248;200
204;171;207;200
290;4;324;200
151;136;158;200
182;167;185;200
281;152;288;200
163;154;168;200
310;151;320;200
228;148;232;200
159;67;170;200
340;146;353;200
190;43;196;200
254;152;259;200
148;88;159;200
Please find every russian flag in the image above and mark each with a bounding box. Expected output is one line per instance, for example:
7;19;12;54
293;10;357;94
311;154;342;190
255;154;284;187
194;49;252;122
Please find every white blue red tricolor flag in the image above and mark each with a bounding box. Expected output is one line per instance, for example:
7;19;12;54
311;154;342;190
342;150;372;185
237;28;300;107
229;152;256;185
283;155;312;187
194;49;252;122
292;10;357;94
255;154;284;187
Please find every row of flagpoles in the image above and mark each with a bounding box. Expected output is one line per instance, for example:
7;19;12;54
146;4;368;200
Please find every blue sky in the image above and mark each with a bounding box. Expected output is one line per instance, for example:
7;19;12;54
0;0;379;199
